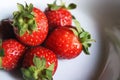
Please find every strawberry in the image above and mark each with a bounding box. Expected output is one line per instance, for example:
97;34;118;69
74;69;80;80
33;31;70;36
45;0;76;31
0;39;25;70
21;46;58;80
45;19;95;59
12;3;48;46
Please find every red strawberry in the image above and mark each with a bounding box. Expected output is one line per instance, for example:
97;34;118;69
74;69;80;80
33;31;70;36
21;46;58;80
12;3;48;46
0;39;25;70
45;0;76;31
45;19;95;59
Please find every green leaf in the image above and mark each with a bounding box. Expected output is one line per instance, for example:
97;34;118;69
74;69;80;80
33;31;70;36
72;15;76;19
19;29;25;36
47;63;54;71
39;63;54;80
33;56;46;69
80;32;89;38
40;69;53;80
19;23;28;36
17;3;24;12
73;19;83;33
28;20;37;32
0;49;4;57
47;0;61;10
33;56;41;68
21;56;54;80
40;58;46;69
80;32;94;54
67;3;76;10
28;19;33;25
26;14;34;18
82;43;90;55
48;0;76;11
85;39;96;43
70;28;78;37
28;3;33;12
72;19;95;55
13;11;19;18
21;68;33;80
33;70;39;79
79;32;89;42
0;57;2;69
13;3;37;36
45;69;53;80
48;4;61;10
18;17;24;23
25;2;28;7
29;65;36;72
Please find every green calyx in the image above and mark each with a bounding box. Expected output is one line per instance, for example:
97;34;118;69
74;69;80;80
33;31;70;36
21;56;54;80
48;0;76;10
13;3;37;36
70;19;95;55
0;39;4;69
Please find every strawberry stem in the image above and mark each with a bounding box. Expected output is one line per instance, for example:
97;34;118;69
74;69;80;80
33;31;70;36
71;19;95;54
73;19;83;33
48;0;76;10
13;3;37;36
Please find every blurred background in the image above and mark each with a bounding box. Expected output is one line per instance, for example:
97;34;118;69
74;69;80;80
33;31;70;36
79;0;120;80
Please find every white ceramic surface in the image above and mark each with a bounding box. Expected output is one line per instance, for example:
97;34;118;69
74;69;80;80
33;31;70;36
0;0;120;80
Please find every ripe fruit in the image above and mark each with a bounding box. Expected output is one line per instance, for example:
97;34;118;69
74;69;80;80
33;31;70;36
45;27;82;59
45;0;76;31
0;39;25;70
45;19;95;59
12;3;48;46
22;46;58;80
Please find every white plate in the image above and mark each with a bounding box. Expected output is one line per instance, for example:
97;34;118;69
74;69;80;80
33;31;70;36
0;0;120;80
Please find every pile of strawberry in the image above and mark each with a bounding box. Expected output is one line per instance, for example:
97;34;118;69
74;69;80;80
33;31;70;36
0;1;94;80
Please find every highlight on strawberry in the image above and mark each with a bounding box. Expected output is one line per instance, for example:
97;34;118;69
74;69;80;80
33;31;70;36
12;3;48;46
45;19;95;59
0;39;25;70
